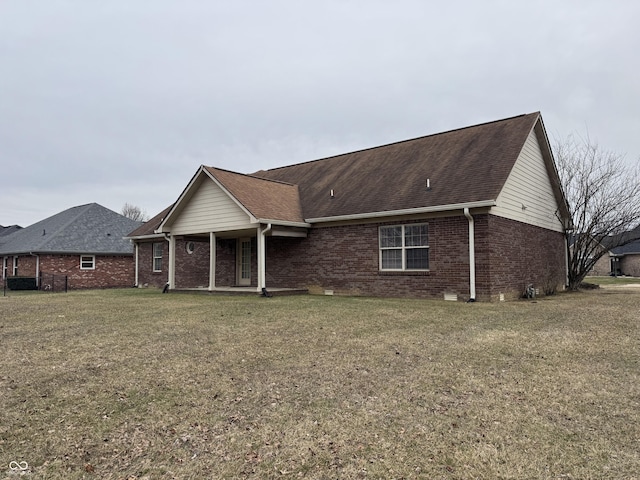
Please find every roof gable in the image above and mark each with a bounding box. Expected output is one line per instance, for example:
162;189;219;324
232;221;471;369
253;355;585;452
0;203;141;255
254;113;543;220
205;167;304;223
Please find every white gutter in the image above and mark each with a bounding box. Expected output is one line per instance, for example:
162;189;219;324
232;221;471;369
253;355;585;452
306;200;496;224
257;219;311;228
463;208;476;301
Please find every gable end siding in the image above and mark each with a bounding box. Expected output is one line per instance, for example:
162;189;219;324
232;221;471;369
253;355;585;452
492;129;564;232
170;179;253;235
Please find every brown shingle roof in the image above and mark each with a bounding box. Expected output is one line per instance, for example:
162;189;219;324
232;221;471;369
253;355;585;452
205;167;305;223
126;205;173;238
254;113;541;220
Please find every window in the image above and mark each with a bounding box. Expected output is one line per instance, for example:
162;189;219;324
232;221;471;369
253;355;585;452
379;224;429;271
80;255;95;270
13;256;18;276
153;242;163;272
2;257;6;278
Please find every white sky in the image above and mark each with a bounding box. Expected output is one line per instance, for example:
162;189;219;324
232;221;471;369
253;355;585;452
1;0;639;227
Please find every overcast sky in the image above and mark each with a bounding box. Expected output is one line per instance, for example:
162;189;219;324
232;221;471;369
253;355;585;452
1;1;638;227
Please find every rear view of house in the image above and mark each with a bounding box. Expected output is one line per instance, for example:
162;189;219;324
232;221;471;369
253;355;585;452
1;203;141;290
129;112;570;301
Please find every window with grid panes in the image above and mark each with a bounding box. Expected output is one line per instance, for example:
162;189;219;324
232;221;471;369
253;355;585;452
379;224;429;270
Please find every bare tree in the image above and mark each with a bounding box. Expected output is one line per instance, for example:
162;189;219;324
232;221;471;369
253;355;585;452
121;203;149;222
555;134;640;290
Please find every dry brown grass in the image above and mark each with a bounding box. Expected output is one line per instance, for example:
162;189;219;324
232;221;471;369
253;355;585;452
1;288;639;479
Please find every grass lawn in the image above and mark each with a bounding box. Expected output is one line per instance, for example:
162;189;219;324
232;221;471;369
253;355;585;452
587;276;640;287
1;288;639;479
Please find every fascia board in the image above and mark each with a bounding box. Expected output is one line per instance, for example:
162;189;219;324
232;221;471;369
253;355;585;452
257;219;311;228
125;233;166;241
305;200;496;224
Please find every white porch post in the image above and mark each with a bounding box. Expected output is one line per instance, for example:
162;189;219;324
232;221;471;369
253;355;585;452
168;235;176;289
209;232;216;290
257;226;265;292
134;243;139;287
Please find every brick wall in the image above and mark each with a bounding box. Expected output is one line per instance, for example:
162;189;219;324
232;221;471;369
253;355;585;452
477;214;566;300
266;214;565;301
136;241;169;288
621;255;640;277
266;216;471;299
175;239;210;288
135;237;242;289
39;254;135;289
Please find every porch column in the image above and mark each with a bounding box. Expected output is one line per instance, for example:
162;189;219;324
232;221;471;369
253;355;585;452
257;226;265;292
257;223;272;293
168;235;176;289
209;232;216;290
134;243;139;287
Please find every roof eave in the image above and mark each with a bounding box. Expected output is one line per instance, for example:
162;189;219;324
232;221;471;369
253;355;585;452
305;200;497;224
258;219;311;228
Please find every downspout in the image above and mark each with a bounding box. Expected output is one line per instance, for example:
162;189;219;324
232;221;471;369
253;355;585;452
463;208;476;302
30;253;40;288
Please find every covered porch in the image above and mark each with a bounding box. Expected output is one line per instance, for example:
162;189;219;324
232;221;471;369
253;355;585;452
157;165;310;294
166;224;308;294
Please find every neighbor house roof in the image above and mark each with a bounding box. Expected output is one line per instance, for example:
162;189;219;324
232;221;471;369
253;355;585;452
0;225;22;237
254;112;549;220
0;203;142;255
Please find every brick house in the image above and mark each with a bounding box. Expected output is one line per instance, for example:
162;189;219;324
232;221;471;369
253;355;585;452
0;203;141;289
127;112;570;301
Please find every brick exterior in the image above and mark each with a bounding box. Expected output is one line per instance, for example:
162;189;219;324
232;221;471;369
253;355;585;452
620;255;640;277
264;214;565;301
136;241;169;288
133;214;567;301
2;254;134;289
477;215;566;300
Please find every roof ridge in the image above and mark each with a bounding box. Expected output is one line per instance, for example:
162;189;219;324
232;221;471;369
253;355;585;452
30;203;96;251
264;112;540;173
207;166;297;187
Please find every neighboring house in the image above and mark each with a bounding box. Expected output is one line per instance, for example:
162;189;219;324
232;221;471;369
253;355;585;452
610;239;640;277
1;225;22;237
128;112;570;301
0;203;142;289
586;227;640;277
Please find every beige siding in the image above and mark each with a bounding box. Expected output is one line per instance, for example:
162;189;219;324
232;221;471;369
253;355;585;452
493;129;564;232
170;178;254;235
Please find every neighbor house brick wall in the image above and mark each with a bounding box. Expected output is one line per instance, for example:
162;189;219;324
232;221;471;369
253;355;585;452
621;255;640;277
589;255;612;276
38;254;135;289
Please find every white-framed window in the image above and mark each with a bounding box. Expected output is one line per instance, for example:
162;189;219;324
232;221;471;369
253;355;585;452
153;242;163;272
13;256;18;276
80;255;95;270
379;224;429;271
3;257;7;278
